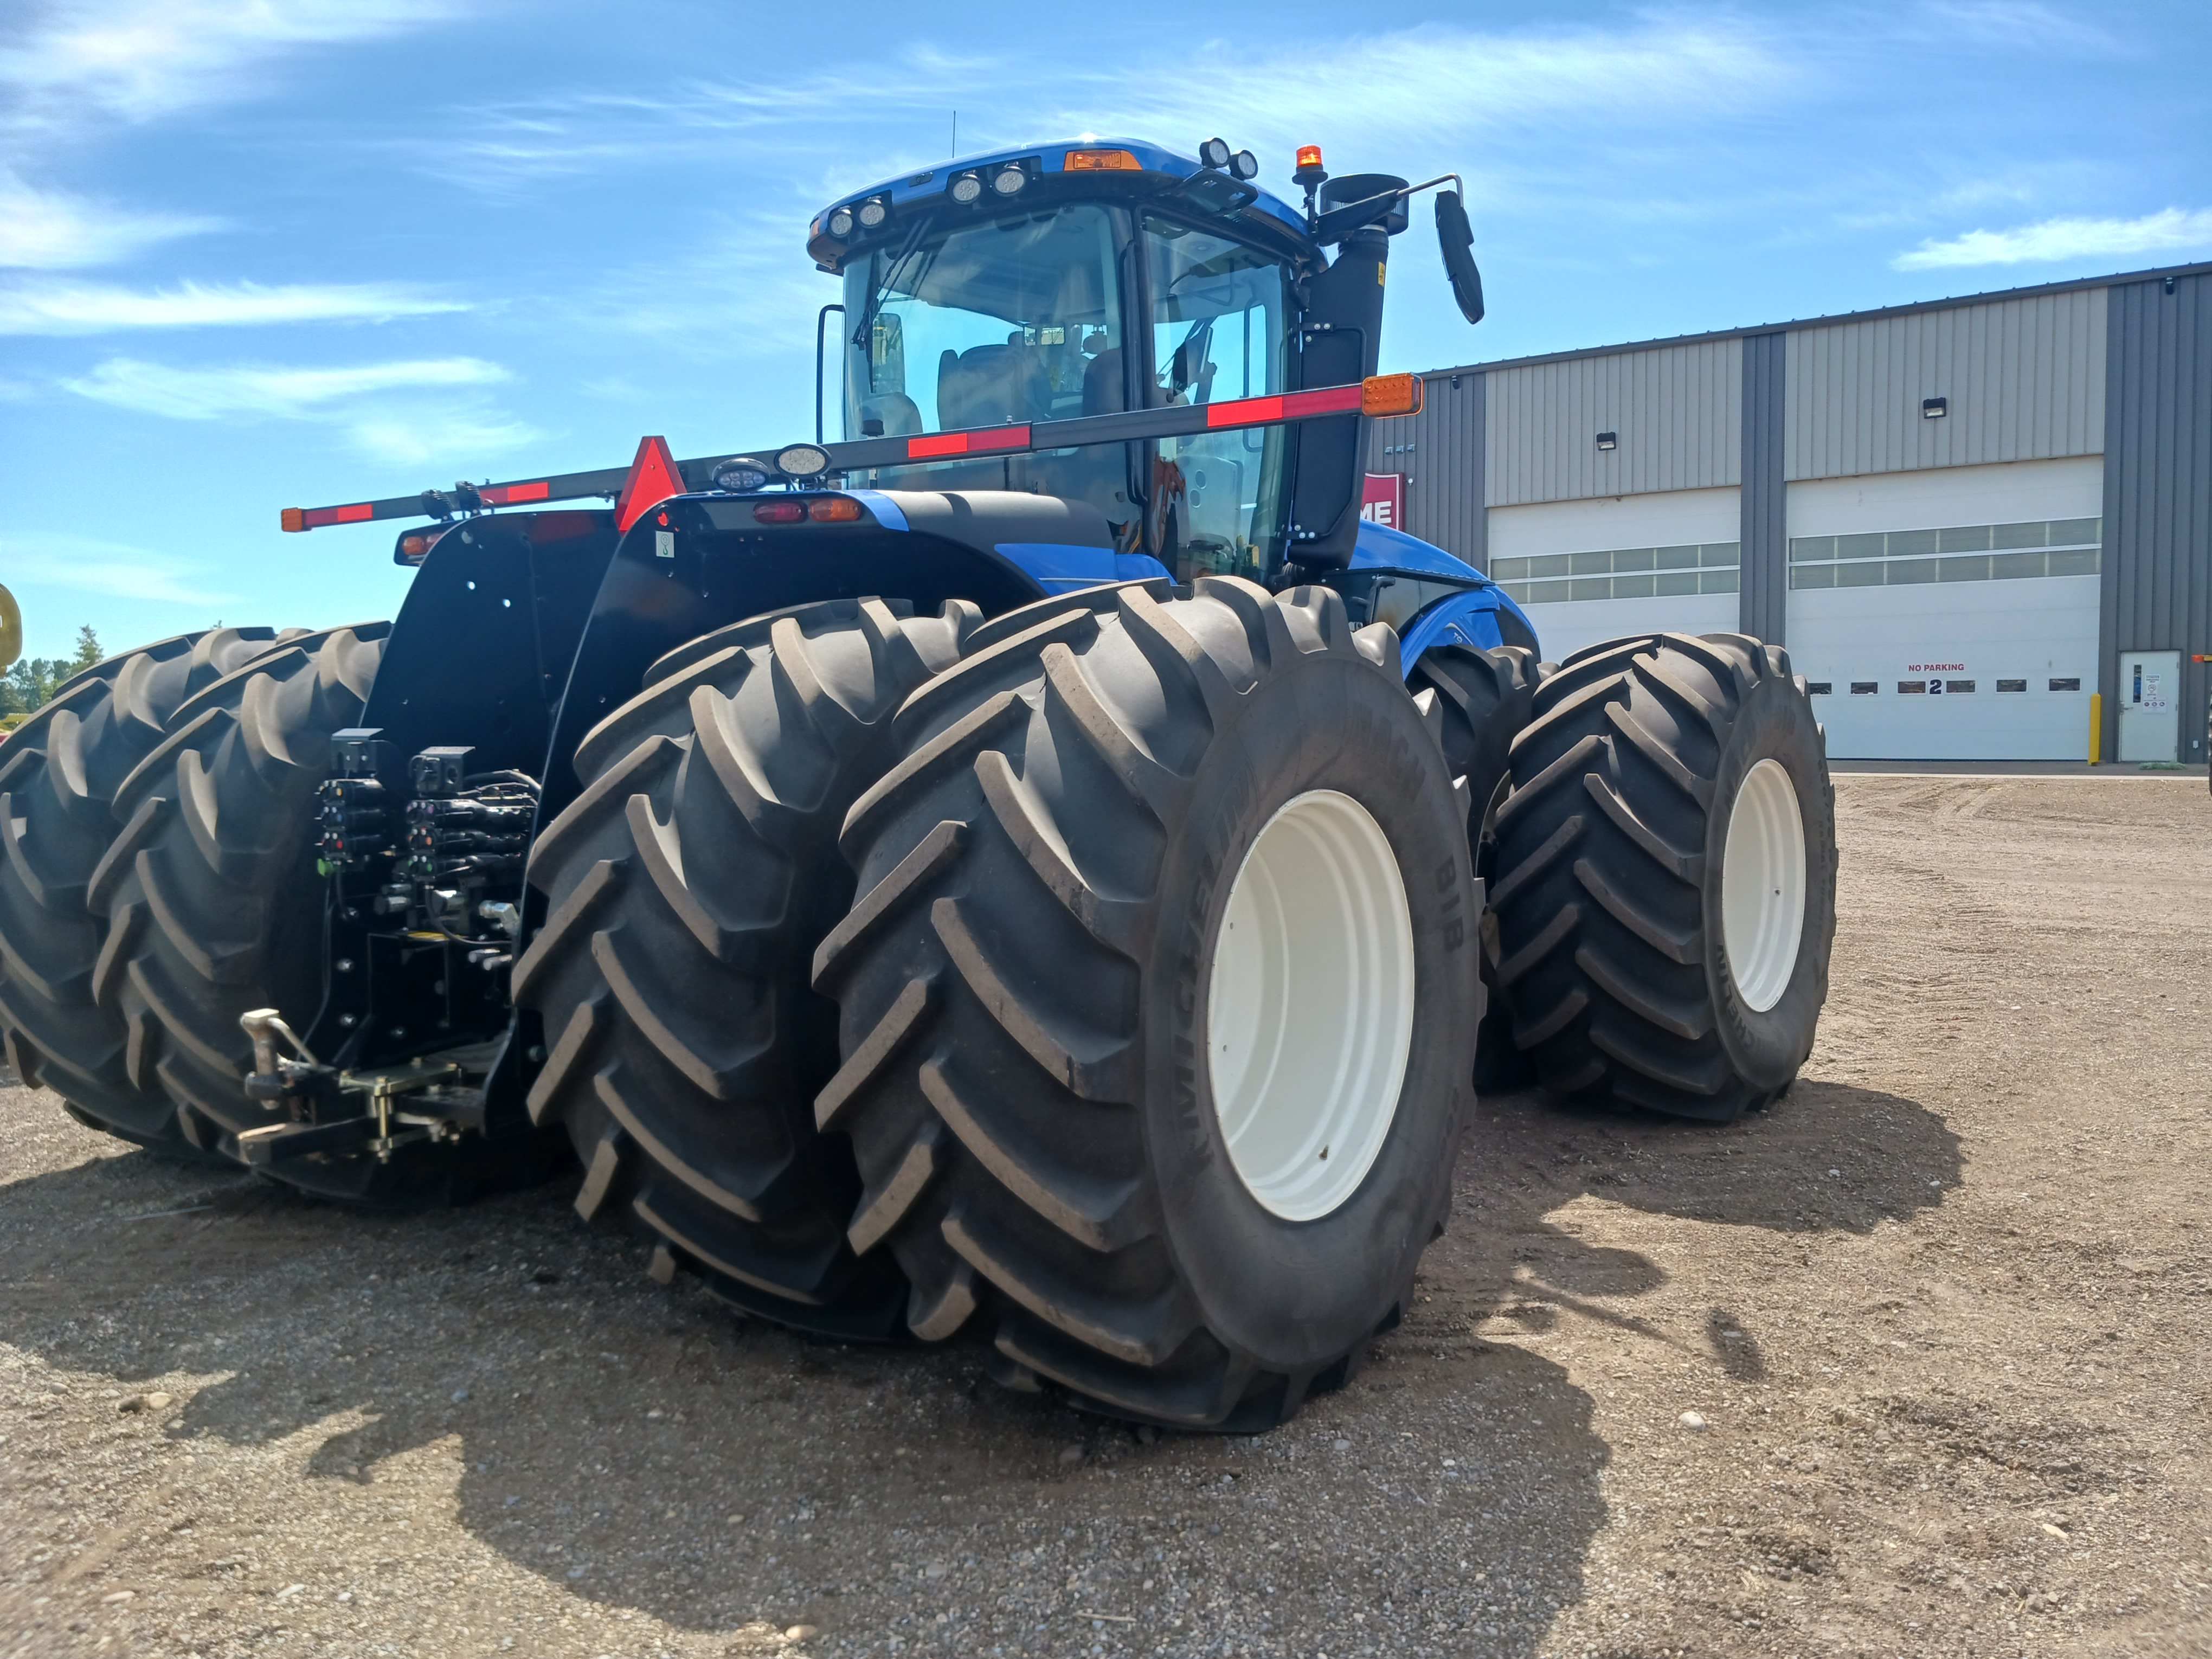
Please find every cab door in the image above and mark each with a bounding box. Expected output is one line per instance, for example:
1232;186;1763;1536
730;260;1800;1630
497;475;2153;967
1137;214;1296;582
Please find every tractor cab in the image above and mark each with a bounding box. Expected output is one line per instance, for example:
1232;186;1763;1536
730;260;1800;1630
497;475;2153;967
811;139;1414;587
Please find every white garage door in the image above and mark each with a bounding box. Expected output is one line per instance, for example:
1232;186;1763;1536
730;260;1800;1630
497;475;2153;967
1785;459;2102;761
1488;486;1741;663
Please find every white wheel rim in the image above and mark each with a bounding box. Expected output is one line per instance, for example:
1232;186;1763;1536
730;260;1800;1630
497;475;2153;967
1720;758;1807;1013
1205;790;1416;1222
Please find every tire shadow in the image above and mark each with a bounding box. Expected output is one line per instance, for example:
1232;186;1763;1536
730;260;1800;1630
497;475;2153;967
1406;1075;1961;1356
0;1073;1952;1656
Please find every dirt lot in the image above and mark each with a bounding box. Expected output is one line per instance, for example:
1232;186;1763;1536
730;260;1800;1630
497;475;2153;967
2;773;2208;1659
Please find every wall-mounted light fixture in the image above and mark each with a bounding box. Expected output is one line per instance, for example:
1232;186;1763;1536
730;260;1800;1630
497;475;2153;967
1595;430;1618;451
1922;396;1948;419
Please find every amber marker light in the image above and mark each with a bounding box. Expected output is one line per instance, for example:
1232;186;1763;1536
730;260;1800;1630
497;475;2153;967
1065;147;1142;171
1360;373;1424;418
807;496;864;522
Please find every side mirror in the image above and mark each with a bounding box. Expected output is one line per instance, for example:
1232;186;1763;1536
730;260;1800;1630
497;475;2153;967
1436;190;1485;326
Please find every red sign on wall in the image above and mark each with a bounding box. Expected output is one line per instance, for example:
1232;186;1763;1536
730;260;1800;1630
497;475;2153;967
1360;473;1404;529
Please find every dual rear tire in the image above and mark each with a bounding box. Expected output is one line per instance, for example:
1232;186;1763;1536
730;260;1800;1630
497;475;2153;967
515;597;978;1334
1487;632;1835;1120
0;628;310;1157
812;578;1481;1427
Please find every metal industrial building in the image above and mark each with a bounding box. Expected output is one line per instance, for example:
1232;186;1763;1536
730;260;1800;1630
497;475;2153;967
1366;261;2212;762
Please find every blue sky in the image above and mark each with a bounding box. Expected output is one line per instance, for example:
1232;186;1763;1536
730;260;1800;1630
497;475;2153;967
2;0;2207;659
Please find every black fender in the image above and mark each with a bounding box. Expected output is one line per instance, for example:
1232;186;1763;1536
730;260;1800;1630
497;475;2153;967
534;490;1066;826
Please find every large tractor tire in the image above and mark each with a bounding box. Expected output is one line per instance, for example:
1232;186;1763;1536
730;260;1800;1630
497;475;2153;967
1407;641;1545;1091
0;628;308;1156
1488;631;1836;1121
80;623;517;1205
514;597;978;1338
817;577;1481;1429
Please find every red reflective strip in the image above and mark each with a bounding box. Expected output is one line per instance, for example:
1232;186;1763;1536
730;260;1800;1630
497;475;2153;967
1283;384;1364;418
908;424;1031;460
485;480;550;505
1201;385;1361;430
302;503;374;527
1206;394;1283;427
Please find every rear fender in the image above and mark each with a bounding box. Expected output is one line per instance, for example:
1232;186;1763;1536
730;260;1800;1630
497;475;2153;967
537;490;1065;825
355;508;620;772
1400;586;1541;674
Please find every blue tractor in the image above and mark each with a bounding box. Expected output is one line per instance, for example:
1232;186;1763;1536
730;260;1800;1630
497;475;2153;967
0;139;1835;1429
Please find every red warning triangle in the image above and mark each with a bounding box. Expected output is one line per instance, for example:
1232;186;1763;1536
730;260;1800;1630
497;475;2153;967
614;435;686;535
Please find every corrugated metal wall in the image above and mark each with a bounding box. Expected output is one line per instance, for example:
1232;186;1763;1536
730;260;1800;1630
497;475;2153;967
1786;288;2106;480
2101;273;2212;756
1740;333;1788;642
1484;338;1741;506
1365;371;1487;567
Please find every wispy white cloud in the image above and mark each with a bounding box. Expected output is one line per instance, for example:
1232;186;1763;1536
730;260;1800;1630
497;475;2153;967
57;353;543;468
421;18;1793;195
344;409;543;468
0;278;469;333
1913;1;2121;53
1895;207;2212;268
65;355;509;418
0;168;214;267
0;532;237;606
0;0;458;128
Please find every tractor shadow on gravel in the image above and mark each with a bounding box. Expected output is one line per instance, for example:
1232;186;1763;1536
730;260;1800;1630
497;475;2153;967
0;1073;1957;1655
1412;1074;1963;1384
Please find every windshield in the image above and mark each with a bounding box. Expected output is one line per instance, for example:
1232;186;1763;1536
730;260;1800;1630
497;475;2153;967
840;205;1131;525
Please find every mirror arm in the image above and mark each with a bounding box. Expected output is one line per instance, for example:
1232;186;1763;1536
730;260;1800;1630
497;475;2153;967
1310;173;1464;243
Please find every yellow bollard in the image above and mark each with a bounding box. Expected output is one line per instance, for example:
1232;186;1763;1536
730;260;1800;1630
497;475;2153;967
2087;691;2102;765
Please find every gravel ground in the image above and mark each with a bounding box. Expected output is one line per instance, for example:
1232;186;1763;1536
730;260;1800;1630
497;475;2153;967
2;773;2208;1659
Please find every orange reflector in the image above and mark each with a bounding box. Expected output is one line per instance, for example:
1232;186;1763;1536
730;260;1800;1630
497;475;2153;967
753;499;807;525
281;507;305;533
808;495;863;522
1065;147;1142;171
1361;372;1424;418
1296;144;1323;171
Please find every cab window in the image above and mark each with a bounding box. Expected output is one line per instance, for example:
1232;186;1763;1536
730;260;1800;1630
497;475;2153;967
841;205;1131;530
1143;215;1294;580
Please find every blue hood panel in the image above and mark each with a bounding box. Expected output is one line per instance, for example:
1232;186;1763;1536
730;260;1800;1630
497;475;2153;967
1350;518;1484;581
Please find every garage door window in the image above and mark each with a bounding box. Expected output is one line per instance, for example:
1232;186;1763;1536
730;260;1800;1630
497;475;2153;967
1494;541;1738;605
1789;517;2099;588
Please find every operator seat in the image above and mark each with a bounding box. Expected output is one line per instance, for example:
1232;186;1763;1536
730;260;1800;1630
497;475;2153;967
1082;348;1126;415
937;345;1048;430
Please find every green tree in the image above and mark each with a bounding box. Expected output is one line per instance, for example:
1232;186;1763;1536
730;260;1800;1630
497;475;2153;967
0;626;104;724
